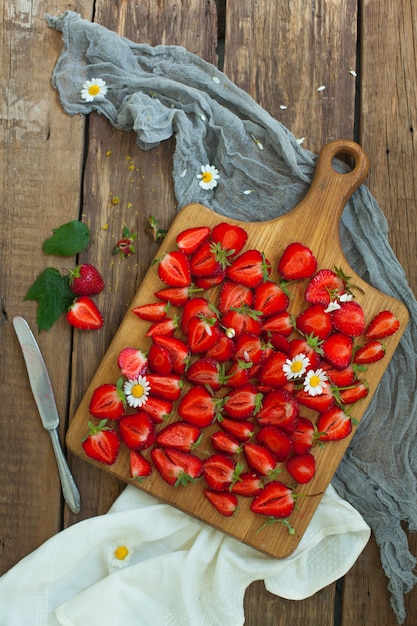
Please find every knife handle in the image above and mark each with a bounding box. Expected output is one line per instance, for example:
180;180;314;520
49;428;81;514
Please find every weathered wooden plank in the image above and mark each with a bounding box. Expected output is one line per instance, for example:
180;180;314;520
0;1;93;575
222;1;358;623
65;0;219;525
341;1;417;624
223;0;358;155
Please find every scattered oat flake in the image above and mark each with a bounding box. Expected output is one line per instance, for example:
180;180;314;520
212;76;221;84
317;85;326;92
180;169;187;178
243;190;254;195
280;105;287;110
297;137;305;145
349;70;357;77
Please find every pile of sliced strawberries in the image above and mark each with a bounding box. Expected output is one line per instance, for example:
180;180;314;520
82;222;400;526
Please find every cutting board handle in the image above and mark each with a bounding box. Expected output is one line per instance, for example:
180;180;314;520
287;139;370;242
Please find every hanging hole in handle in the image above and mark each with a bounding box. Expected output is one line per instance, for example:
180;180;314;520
323;140;370;184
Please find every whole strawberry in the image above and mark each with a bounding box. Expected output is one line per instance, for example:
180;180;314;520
69;263;105;296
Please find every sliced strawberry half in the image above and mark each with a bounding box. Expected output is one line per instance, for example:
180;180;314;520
223;384;263;420
151;447;197;486
211;222;248;256
230;472;264;497
146;373;182;401
157;250;191;287
141;395;173;424
117;347;148;380
220;417;256;442
262;311;294;337
145;316;177;338
296;304;332;340
204;489;238;517
288;335;322;370
365;310;400;339
256;389;299;434
257;351;288;388
243;442;279;477
66;296;104;330
338;381;369;405
205;334;236;361
187;315;221;353
221;306;262;337
317;406;354;441
156;421;202;451
131;301;169;322
165;448;203;480
296;382;334;412
290;416;318;454
250;481;296;518
218;280;254;314
286;451;316;484
178;385;223;427
180;297;214;334
253;281;289;316
225;359;252;388
278;242;317;280
322;332;353;370
118;412;156;450
330;301;365;337
234;332;266;365
82;419;120;465
154;285;204;306
202;453;242;491
152;335;190;374
353;340;386;364
256;425;293;461
89;381;125;419
147;343;173;375
226;249;271;288
175;225;211;254
129;449;152;479
305;269;345;305
210;430;242;455
189;241;229;277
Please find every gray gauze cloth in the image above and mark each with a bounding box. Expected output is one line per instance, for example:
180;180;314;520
46;11;417;624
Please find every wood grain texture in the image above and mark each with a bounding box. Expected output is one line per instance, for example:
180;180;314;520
67;140;408;559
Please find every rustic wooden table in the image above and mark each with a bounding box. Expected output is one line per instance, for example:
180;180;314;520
1;1;416;624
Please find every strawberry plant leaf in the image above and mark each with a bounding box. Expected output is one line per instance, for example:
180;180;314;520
24;268;75;331
42;221;90;256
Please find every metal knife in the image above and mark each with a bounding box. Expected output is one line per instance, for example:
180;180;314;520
13;316;81;514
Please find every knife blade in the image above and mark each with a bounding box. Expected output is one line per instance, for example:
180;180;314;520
13;316;81;514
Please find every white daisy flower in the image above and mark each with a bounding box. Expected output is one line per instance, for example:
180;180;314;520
124;375;151;408
282;353;310;380
81;78;108;102
324;300;341;313
107;540;134;569
196;164;219;190
304;368;328;396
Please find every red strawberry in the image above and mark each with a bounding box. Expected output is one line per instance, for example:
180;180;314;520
233;332;265;365
202;453;242;491
330;301;365;337
82;419;120;465
263;332;290;354
243;442;279;477
296;382;334;412
156;421;202;451
211;430;242;455
154;285;204;306
305;269;345;305
189;241;229;277
256;389;299;434
66;296;104;330
181;297;214;334
250;481;296;518
278;242;317;280
151;447;196;486
288;335;323;370
129;449;152;479
317;406;354;441
131;301;169;322
296;304;332;340
187;315;221;353
152;335;190;374
262;312;294;338
230;472;264;497
218;281;254;314
225;359;251;388
365;310;400;339
211;222;248;256
256;425;292;461
157;250;191;287
322;332;353;370
178;385;223;427
286;452;316;484
118;412;156;450
226;249;272;288
204;489;238;517
193;272;226;288
117;347;148;379
186;357;225;391
205;334;236;361
320;362;355;387
164;448;203;480
353;340;385;364
69;263;105;296
89;381;125;419
221;306;262;337
147;343;173;375
175;226;211;254
145;316;177;338
146;373;182;401
338;381;369;405
220;417;256;442
223;384;263;419
253;281;289;316
141;395;173;424
257;351;288;388
290;416;319;454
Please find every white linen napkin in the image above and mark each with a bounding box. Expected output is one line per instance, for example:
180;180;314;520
0;483;369;626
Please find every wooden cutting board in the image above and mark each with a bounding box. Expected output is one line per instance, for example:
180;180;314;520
67;140;409;557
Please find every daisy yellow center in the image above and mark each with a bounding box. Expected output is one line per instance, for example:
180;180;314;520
131;383;144;398
309;375;321;388
202;171;213;183
114;545;129;561
291;361;303;373
88;84;101;96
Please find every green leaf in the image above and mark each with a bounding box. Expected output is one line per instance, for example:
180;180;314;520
24;268;75;331
42;221;90;256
